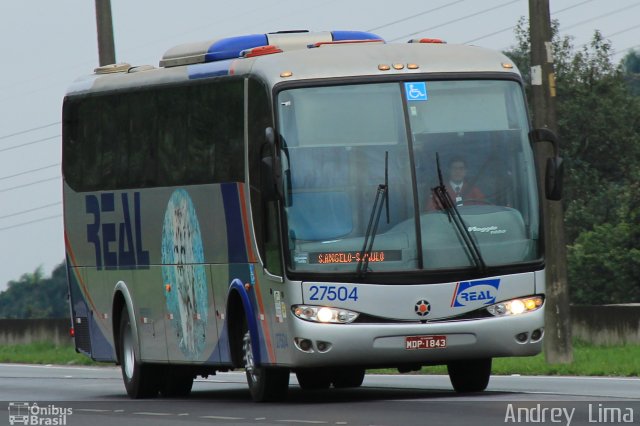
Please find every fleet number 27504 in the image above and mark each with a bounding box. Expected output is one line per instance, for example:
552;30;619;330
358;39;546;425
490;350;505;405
309;285;358;302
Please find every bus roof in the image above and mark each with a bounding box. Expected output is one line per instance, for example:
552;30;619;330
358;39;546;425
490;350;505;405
65;31;521;96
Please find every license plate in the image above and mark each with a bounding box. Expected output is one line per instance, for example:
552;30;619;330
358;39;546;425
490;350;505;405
405;335;447;350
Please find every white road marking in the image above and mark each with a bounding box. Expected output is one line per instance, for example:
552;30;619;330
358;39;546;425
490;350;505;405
201;415;245;420
133;412;173;416
76;409;111;413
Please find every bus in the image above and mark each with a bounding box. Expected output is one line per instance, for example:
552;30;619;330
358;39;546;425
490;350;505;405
63;30;562;402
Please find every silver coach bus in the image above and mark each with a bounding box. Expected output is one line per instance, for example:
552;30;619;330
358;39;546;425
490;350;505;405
62;30;562;401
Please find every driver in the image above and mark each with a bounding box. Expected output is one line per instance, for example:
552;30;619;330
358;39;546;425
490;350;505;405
427;156;485;210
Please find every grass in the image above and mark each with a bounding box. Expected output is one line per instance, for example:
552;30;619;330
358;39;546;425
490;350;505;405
0;342;99;366
1;340;639;376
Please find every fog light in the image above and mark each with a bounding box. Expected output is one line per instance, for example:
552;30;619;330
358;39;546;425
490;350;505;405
316;341;331;352
531;328;543;341
516;332;529;343
294;338;314;352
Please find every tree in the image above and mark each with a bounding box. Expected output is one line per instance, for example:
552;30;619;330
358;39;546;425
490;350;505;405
0;262;69;318
505;22;640;305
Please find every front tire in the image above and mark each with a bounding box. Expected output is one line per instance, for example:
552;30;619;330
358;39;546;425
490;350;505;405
119;308;160;398
243;329;289;402
447;358;492;393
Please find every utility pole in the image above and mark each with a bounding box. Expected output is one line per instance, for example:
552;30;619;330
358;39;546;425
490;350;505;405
95;0;116;66
529;0;573;363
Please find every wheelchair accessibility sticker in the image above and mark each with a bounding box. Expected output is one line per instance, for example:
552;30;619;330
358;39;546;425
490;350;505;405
405;82;428;101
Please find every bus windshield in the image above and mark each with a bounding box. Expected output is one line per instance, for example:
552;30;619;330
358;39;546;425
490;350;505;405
277;79;539;275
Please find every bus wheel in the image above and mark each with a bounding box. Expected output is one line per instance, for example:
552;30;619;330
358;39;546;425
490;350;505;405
296;368;331;390
447;358;492;393
160;369;194;397
242;329;289;402
331;367;365;388
119;308;159;398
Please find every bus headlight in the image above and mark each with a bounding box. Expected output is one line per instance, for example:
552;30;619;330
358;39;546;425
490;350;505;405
486;296;544;317
292;305;359;323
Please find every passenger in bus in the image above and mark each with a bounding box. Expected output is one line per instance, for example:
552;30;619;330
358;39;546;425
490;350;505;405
427;156;485;210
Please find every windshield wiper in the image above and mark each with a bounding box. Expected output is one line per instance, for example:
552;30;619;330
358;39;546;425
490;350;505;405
431;153;486;272
357;152;390;276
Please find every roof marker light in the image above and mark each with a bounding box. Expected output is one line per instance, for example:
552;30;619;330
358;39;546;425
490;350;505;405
408;38;446;44
393;63;404;70
407;63;420;70
378;64;391;71
241;45;283;58
502;62;514;69
280;71;293;78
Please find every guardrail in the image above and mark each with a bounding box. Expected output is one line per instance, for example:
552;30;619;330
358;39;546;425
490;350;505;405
571;304;640;345
0;318;72;346
0;305;638;347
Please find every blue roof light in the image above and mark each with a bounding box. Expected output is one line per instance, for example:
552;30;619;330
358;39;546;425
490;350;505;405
331;31;382;42
205;34;268;62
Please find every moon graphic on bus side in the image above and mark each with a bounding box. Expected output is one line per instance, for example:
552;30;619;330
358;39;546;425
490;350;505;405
161;189;208;359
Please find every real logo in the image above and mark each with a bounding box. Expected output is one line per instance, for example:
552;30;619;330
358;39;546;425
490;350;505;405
451;279;500;307
414;299;431;317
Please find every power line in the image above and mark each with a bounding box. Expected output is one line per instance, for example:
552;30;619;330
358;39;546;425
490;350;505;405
367;0;466;32
0;176;60;194
577;23;640;51
551;0;597;15
464;0;596;44
613;43;640;57
0;135;60;153
604;23;640;40
562;3;640;32
0;122;60;141
0;214;62;233
0;202;62;221
390;0;522;42
0;163;60;182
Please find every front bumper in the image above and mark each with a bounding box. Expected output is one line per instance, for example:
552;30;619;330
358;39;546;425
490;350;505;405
284;307;544;368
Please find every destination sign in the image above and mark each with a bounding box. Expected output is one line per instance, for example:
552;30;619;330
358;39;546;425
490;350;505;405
309;250;402;264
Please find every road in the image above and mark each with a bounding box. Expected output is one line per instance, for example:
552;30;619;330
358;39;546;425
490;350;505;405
1;364;639;426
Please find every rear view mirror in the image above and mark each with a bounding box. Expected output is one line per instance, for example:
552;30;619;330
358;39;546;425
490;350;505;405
545;156;564;201
529;128;564;201
261;127;286;202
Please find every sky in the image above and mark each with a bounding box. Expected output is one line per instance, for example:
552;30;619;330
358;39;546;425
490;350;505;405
0;0;639;291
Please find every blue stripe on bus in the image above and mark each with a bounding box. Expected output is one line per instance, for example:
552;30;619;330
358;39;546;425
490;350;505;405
188;60;233;79
221;183;248;263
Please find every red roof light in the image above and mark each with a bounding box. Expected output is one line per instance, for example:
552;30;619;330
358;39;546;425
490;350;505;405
408;38;446;44
242;45;283;58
